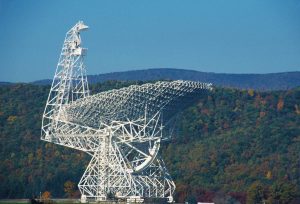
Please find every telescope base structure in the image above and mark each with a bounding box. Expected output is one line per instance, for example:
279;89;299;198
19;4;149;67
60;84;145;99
78;139;175;203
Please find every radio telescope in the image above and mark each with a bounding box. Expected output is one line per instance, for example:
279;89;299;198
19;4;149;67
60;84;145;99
41;21;212;203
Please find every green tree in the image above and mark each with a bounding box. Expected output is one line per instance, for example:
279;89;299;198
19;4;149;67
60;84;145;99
246;181;264;204
64;180;75;198
267;181;298;204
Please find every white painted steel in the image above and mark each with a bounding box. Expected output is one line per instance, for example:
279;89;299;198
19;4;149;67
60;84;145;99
41;21;212;202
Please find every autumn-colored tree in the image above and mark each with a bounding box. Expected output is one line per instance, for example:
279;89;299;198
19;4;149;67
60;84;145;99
175;184;189;203
228;192;247;204
266;171;272;180
248;89;254;97
64;180;76;198
277;98;284;111
7;115;17;123
295;104;300;115
213;191;240;204
259;111;266;118
41;191;51;200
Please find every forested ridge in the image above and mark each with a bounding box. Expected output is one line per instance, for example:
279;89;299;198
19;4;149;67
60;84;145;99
0;81;299;203
32;68;300;91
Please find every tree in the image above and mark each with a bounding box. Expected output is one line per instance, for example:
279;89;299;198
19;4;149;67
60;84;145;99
266;171;272;180
64;180;76;198
277;98;284;111
246;181;264;204
41;191;51;200
267;181;298;204
213;191;240;204
248;89;255;97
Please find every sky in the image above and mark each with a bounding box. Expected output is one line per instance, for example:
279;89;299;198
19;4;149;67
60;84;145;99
0;0;300;82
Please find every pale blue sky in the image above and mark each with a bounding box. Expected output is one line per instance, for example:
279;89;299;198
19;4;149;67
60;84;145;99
0;0;300;82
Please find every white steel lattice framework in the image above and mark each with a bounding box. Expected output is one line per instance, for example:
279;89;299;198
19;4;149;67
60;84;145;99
41;21;213;203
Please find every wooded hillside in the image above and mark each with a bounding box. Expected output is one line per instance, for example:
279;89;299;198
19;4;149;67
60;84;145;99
0;81;299;203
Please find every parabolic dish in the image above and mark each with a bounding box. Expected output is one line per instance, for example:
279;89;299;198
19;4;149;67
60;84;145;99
63;80;212;130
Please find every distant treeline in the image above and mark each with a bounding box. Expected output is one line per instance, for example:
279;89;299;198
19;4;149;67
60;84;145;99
32;68;300;90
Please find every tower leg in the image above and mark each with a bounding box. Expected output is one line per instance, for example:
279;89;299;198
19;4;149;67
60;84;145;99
78;141;134;201
80;195;86;203
134;157;175;199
